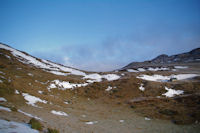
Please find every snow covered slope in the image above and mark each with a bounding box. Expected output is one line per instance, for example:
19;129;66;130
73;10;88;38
0;43;86;76
0;43;120;82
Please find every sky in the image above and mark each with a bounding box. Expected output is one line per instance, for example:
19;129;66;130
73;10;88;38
0;0;200;71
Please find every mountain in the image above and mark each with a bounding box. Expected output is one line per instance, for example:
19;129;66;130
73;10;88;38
152;48;200;63
0;43;120;82
123;48;200;70
0;42;200;132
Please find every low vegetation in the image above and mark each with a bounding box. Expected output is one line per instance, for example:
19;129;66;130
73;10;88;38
10;106;17;112
47;128;59;133
28;118;43;131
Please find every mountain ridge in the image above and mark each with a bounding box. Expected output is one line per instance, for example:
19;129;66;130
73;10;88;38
123;47;200;70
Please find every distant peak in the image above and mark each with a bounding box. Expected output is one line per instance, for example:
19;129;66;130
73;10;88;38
154;54;168;59
122;47;200;69
189;48;200;54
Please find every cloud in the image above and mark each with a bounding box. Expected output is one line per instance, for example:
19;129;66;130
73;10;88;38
32;23;200;72
63;56;74;67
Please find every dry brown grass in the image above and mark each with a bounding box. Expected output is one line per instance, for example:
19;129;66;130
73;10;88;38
1;48;200;126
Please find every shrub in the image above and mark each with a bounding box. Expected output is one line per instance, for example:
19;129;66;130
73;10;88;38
11;107;17;112
28;118;43;131
47;128;59;133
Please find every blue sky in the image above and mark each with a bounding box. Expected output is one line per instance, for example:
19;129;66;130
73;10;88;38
0;0;200;71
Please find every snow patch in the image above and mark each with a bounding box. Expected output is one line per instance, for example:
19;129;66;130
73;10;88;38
64;101;69;104
173;74;198;80
127;69;138;72
137;68;146;72
15;90;20;94
105;86;112;91
27;73;33;76
86;80;95;83
22;93;47;107
83;73;120;82
145;117;151;121
85;121;98;125
48;83;57;90
5;55;11;59
147;67;169;71
0;71;5;75
119;120;124;123
174;66;188;69
139;84;145;91
83;73;102;82
102;74;120;81
0;106;11;112
81;115;86;118
0;97;7;102
48;80;88;90
18;110;43;121
162;87;184;98
51;110;68;116
0;119;39;133
38;91;43;94
47;71;68;76
0;75;5;79
137;74;198;82
137;75;169;82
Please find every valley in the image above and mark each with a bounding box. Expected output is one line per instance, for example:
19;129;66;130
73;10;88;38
0;43;200;133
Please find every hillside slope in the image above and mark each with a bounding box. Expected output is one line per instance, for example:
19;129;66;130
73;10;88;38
0;43;200;133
